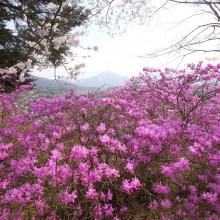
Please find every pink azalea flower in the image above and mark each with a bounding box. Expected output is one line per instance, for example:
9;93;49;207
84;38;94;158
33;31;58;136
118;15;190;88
121;178;141;194
86;187;98;200
161;199;172;209
99;134;111;145
61;189;77;205
125;162;134;173
80;123;90;133
153;182;170;195
97;123;106;133
148;200;158;211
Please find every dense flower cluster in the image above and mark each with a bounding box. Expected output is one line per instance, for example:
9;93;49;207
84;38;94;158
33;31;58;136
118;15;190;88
1;62;220;219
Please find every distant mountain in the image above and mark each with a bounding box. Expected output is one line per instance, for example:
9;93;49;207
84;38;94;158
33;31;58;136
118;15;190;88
25;72;128;98
27;75;98;97
73;71;129;88
31;75;75;90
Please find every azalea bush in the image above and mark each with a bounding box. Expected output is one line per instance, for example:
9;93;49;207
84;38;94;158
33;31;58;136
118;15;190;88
1;62;220;219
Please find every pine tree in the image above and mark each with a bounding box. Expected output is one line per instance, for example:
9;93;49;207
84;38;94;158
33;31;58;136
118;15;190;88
0;0;89;92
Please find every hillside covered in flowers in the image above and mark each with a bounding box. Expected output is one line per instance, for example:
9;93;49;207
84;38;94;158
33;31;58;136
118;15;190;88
1;62;220;219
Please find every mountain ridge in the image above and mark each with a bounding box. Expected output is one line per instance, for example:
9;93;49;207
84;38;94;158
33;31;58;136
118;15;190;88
28;71;129;95
72;71;128;88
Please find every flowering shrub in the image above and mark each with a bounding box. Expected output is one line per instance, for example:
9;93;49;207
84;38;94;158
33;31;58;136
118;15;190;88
1;62;220;219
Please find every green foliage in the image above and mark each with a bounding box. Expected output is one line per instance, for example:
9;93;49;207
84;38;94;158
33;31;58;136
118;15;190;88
0;0;90;92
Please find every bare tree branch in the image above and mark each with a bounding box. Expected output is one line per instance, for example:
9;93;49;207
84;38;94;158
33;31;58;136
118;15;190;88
202;0;220;20
169;0;220;5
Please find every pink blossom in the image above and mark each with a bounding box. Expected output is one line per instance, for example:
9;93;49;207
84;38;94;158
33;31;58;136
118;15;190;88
161;199;172;209
148;200;158;211
153;182;170;195
149;144;162;154
0;179;9;189
202;192;218;205
107;189;113;201
125;162;134;173
94;203;103;218
50;149;62;160
161;158;189;177
174;158;189;170
189;185;197;194
70;145;89;159
56;143;65;150
99;134;111;145
105;168;120;178
85;187;98;200
100;192;106;201
121;178;141;194
103;204;114;216
121;179;132;194
80;123;90;133
52;131;61;139
35;199;49;216
96;123;106;133
88;169;102;182
60;189;77;205
208;183;220;194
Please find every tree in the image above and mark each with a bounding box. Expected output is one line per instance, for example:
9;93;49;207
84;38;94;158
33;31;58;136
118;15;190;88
1;0;219;93
0;0;90;92
145;0;220;65
87;0;220;65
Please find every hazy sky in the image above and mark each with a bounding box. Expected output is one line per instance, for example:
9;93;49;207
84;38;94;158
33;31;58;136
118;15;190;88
32;3;214;80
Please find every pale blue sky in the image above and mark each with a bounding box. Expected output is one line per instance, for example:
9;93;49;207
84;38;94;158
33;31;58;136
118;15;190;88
32;3;214;80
